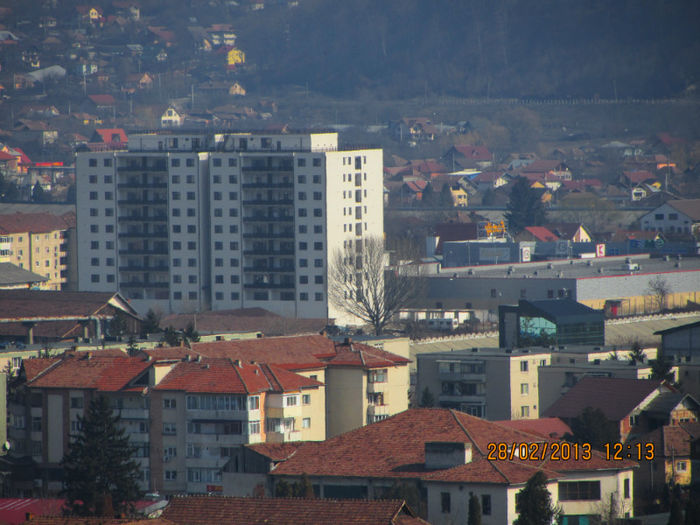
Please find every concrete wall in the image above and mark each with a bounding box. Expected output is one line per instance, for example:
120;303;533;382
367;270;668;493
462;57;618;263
325;367;365;437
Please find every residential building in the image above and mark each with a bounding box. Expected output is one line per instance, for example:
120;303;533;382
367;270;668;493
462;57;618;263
629;422;700;513
145;334;410;438
0;213;76;290
75;131;383;326
656;319;700;363
639;199;700;235
161;496;429;525
543;377;698;442
498;299;605;349
416;347;551;420
7;350;324;496
265;408;636;525
0;262;48;290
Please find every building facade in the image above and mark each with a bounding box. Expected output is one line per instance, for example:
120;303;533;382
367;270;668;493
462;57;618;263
75;131;383;324
416;347;551;420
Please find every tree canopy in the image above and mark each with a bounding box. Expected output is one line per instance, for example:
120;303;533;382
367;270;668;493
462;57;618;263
567;406;619;450
514;471;558;525
505;177;547;234
61;396;143;516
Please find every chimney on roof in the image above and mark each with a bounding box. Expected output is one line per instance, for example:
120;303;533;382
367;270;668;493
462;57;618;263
425;442;472;469
196;355;202;362
86;352;92;360
234;359;241;367
344;337;352;345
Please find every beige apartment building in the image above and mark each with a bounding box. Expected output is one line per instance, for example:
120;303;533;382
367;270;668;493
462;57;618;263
8;351;325;496
416;347;551;420
0;212;76;290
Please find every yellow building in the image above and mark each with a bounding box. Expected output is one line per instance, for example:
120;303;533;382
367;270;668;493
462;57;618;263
227;48;245;67
0;212;75;290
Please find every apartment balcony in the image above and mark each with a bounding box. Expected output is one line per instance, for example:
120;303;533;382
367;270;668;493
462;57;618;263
241;199;294;206
114;408;149;420
243;282;295;290
367;382;385;394
266;430;302;443
118;249;168;255
242;182;294;189
438;371;486;383
117;182;167;189
367;404;390;417
118;215;168;223
184;455;229;469
243;266;295;273
118;231;168;239
117;162;167;172
117;199;167;205
438;394;486;405
119;265;169;272
120;281;169;288
241;165;293;172
244;214;294;223
243;249;294;256
242;232;294;239
266;405;301;420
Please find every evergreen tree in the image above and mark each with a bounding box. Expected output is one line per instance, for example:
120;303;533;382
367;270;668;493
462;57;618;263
567;407;619;450
468;493;482;525
141;308;162;336
161;326;181;347
420;387;435;408
651;357;676;384
126;336;140;357
183;322;200;344
628;340;645;364
61;396;143;516
274;479;294;497
514;471;557;525
505;177;547;234
669;498;683;525
294;473;315;498
31;181;49;202
685;498;700;525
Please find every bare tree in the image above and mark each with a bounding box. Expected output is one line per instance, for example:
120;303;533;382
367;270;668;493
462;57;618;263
328;236;418;335
647;276;671;313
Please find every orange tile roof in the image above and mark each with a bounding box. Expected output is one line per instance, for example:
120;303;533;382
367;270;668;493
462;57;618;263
162;496;427;525
22;357;61;381
153;358;322;394
28;354;151;392
146;334;408;372
0;290;133;321
495;417;572;440
271;409;635;484
0;212;71;234
246;442;302;462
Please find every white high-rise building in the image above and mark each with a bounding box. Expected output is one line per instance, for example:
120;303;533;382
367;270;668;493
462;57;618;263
75;131;383;323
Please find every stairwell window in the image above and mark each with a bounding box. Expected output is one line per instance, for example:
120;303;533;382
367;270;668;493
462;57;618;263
368;369;387;383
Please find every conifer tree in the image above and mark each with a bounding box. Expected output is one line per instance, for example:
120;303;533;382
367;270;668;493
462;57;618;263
514;471;557;525
61;396;143;516
505;176;547;234
468;493;482;525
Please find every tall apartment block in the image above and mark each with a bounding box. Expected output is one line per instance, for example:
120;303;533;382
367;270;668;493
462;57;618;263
75;132;383;323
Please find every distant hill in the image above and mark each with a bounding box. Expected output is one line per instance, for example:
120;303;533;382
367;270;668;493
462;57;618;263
236;0;700;99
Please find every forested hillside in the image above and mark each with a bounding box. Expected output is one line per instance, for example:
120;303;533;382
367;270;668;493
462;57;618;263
234;0;700;99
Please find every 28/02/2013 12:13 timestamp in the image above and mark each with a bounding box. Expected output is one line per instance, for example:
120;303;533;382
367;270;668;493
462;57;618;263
487;442;655;461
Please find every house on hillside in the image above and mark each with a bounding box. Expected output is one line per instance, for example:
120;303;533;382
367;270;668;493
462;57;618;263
442;144;492;171
161;106;186;127
543;377;695;442
639;199;700;236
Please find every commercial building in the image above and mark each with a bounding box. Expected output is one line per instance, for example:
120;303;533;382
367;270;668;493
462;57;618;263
416;347;551;420
498;299;605;349
75;131;383;324
422;253;700;318
0;212;76;290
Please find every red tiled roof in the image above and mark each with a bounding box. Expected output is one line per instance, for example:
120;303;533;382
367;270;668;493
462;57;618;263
0;151;14;161
543;377;666;422
623;170;655;184
452;145;491;161
28;355;151;392
0;212;71;234
94;128;127;143
522;226;559;242
404;180;428;193
271;409;634;484
495;418;572;440
146;334;408;373
162;496;426;525
0;290;135;321
22;357;61;381
153;358;322;394
246;442;302;462
88;94;115;106
520;160;564;173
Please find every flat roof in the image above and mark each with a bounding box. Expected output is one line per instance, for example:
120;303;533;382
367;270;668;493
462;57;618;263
436;254;700;280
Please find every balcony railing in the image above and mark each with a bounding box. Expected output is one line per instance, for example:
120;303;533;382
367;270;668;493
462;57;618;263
119;265;169;272
241;165;293;172
243;266;295;273
242;232;294;239
266;430;302;443
120;281;169;288
244;215;294;223
243;282;295;290
243;249;294;256
118;231;168;239
118;249;168;255
367;404;390;417
242;182;294;189
241;199;294;206
118;215;167;222
117;183;167;189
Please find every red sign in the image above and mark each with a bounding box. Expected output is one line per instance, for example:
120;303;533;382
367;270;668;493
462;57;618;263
206;485;223;493
596;244;606;257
